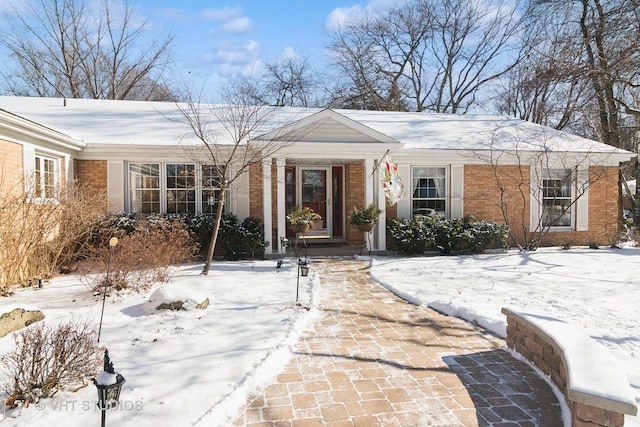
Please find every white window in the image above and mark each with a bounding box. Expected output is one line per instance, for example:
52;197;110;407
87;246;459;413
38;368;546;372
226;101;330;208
129;163;160;214
166;163;196;214
201;165;222;215
128;162;225;214
542;169;573;227
34;153;58;201
412;166;447;217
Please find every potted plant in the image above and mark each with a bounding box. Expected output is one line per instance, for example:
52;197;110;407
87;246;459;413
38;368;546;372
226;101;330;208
350;203;383;232
286;206;322;233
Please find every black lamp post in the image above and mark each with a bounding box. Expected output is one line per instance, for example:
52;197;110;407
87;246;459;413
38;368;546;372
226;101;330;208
98;237;118;343
93;350;126;427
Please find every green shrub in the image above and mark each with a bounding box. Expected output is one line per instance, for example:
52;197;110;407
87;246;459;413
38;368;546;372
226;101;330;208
217;214;266;260
387;215;436;255
387;215;508;255
101;212;265;261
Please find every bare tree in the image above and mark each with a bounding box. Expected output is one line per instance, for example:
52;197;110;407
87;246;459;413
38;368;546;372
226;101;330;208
172;86;304;275
503;0;640;150
328;0;525;113
494;9;592;132
329;1;430;111
262;53;319;107
0;0;176;100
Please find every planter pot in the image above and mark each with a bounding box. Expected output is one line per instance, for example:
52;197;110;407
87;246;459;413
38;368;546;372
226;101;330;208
289;224;310;233
357;223;375;232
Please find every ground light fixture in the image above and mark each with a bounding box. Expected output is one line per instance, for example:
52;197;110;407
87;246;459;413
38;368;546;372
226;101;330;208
295;258;310;303
93;350;126;427
299;260;310;277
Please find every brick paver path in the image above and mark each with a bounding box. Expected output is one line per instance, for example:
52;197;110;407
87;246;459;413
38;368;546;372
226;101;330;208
234;259;562;426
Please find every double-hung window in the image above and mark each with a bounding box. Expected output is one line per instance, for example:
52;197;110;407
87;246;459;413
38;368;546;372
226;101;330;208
129;163;160;214
542;169;573;227
34;153;58;201
201;165;222;215
166;163;196;214
412;166;447;217
128;163;223;214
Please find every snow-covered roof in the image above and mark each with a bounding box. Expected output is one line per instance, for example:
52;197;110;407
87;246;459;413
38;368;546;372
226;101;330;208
0;96;632;159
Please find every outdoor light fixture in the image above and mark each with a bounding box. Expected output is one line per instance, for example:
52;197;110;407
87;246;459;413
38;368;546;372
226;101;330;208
299;259;310;277
281;236;289;249
94;350;126;427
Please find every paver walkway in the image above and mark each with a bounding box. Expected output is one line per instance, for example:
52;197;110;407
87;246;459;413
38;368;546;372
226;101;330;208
234;259;562;426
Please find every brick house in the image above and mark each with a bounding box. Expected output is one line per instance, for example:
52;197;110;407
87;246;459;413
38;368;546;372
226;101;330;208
0;96;634;255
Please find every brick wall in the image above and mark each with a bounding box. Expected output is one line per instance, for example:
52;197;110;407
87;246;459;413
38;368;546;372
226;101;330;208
345;161;366;245
464;164;530;245
465;164;621;248
0;139;24;196
74;160;107;190
249;161;264;219
74;159;108;209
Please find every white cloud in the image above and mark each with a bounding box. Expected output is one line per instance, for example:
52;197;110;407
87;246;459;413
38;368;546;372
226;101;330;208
200;39;262;67
324;0;396;32
198;6;244;22
216;16;254;34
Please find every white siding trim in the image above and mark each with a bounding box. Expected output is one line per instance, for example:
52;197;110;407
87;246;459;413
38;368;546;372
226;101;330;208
576;167;589;231
107;160;124;212
530;167;541;232
396;164;412;219
450;165;464;218
276;158;286;254
262;159;273;255
233;168;250;220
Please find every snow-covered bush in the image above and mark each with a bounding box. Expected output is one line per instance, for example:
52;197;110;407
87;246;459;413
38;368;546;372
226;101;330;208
1;319;102;404
387;215;508;255
387;215;437;255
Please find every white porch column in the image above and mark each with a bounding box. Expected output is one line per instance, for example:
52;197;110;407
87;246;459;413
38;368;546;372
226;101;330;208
262;158;273;255
276;158;287;254
375;163;386;251
364;157;375;252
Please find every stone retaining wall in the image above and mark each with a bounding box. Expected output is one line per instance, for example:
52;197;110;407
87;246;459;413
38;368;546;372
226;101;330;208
502;307;637;427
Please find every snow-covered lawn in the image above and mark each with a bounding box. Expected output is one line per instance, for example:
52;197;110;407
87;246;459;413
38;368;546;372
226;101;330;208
0;259;318;426
0;248;638;426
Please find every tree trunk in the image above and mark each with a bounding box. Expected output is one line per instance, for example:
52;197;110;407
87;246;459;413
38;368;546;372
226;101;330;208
201;190;227;276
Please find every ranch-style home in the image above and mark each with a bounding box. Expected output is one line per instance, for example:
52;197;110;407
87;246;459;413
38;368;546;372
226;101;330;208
0;96;634;255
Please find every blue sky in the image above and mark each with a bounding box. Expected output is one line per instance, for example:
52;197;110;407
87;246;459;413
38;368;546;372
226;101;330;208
132;0;393;99
0;0;394;99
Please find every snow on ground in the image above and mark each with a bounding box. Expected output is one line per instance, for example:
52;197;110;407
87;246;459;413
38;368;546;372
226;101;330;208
369;247;640;427
1;248;639;426
0;258;319;426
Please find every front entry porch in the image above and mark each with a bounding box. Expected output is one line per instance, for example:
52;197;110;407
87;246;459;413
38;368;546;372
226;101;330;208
260;157;388;256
